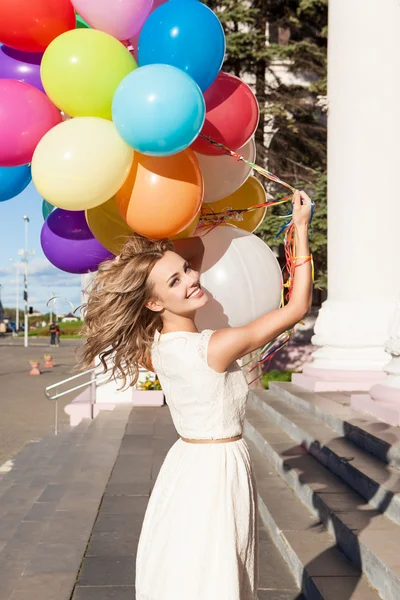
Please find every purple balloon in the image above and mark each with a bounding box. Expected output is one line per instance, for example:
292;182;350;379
41;209;114;274
0;45;44;92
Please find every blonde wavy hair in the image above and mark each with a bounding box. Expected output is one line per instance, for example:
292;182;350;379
80;233;174;388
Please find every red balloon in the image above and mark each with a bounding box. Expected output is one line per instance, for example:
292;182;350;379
191;72;259;156
0;0;76;53
0;79;62;167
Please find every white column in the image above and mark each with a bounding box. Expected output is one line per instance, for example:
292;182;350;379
352;299;400;423
294;0;400;391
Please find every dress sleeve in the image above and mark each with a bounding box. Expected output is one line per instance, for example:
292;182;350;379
197;329;214;367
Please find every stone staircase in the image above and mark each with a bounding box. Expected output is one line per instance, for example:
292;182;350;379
244;382;400;600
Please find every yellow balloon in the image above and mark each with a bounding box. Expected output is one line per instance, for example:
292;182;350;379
202;176;267;233
171;213;200;240
86;196;134;255
32;117;134;211
41;29;137;119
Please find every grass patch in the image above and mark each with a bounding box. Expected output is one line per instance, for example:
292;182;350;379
262;370;293;389
27;321;83;338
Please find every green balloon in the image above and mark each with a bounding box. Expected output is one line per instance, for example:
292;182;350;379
76;14;90;29
42;200;55;221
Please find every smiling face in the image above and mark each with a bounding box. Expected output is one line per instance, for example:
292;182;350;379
146;251;208;317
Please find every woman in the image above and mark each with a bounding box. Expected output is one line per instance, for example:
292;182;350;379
80;190;313;599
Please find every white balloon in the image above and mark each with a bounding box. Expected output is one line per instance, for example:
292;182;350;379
195;137;256;204
195;226;282;331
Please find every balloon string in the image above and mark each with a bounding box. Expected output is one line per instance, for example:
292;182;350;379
197;135;297;234
199;135;296;193
197;136;315;385
197;195;292;231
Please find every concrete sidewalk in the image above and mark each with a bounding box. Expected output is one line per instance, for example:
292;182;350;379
0;338;83;465
0;404;303;600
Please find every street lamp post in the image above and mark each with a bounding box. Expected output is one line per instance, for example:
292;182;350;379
23;216;29;348
21;216;34;349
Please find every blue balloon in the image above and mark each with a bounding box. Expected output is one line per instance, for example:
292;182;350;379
138;0;225;92
112;64;205;157
0;164;31;202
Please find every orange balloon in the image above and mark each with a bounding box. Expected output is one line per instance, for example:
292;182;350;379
202;176;267;233
117;150;203;239
171;212;200;240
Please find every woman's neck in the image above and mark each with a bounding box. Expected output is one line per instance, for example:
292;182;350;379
160;315;198;335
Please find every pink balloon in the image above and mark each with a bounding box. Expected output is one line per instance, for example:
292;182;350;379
72;0;154;41
0;80;62;167
127;0;168;60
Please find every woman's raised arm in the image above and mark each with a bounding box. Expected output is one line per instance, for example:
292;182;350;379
207;191;313;373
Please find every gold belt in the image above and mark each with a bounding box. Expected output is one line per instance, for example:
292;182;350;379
180;434;242;444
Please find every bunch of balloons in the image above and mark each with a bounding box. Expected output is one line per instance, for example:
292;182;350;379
0;0;281;326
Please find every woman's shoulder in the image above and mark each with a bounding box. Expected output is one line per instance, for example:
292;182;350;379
152;329;214;354
151;329;219;372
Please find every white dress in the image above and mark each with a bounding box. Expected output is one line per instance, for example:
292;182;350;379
135;329;259;600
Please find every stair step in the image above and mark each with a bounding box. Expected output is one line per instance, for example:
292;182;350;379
245;436;379;600
251;390;400;526
245;399;400;600
269;382;400;469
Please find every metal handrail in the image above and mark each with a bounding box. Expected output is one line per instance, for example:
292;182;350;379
45;367;109;435
44;367;96;400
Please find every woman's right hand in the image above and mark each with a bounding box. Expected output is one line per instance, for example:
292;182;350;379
292;190;312;229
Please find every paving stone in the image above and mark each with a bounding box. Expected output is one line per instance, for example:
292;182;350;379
0;484;42;503
37;484;67;503
100;495;148;516
112;454;153;472
108;468;151;485
0;556;27;582
0;494;39;521
78;556;135;586
86;529;140;557
10;572;75;600
105;481;150;496
118;435;153;455
0;576;23;600
56;482;105;502
24;541;85;575
0;521;47;563
0;518;21;543
92;513;145;536
125;421;154;435
56;497;100;513
22;501;58;522
39;511;94;545
73;586;134;600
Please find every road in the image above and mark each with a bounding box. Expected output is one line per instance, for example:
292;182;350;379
0;336;85;465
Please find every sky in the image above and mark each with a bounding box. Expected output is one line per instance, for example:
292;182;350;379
0;182;82;315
